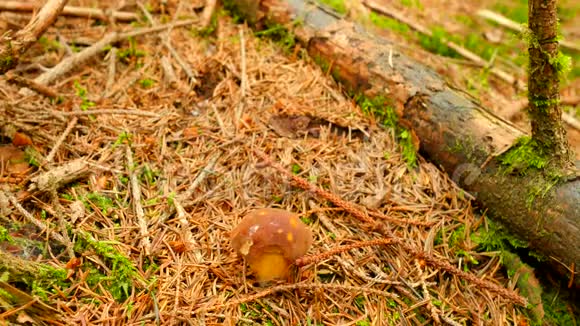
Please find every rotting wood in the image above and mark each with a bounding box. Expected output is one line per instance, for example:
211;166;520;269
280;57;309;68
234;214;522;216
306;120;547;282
229;0;580;288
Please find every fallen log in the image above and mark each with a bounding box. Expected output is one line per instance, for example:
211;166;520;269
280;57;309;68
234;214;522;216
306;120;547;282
228;0;580;287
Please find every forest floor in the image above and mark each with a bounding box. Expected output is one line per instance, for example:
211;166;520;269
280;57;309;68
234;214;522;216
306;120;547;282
0;0;578;325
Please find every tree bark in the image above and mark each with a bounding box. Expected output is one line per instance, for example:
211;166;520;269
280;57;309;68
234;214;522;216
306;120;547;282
528;0;573;167
229;0;580;287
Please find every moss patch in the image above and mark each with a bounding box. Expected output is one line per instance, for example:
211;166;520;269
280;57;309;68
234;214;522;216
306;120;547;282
317;0;347;15
498;136;550;175
355;95;417;167
74;232;146;302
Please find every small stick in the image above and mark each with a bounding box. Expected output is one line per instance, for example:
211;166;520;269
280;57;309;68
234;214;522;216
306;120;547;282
27;159;91;194
477;9;580;53
0;2;139;22
201;0;218;28
160;55;189;93
22;19;197;92
4;190;67;245
104;47;117;96
125;145;151;256
136;2;198;85
28;31;118;91
5;73;59;98
0;0;68;74
54;109;161;118
415;260;440;324
562;111;580;131
295;238;396;266
157;153;221;225
46;117;78;163
161;55;179;85
178;153;221;203
50;189;75;258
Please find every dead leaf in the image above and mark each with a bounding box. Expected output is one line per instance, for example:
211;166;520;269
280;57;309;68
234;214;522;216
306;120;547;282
66;257;82;269
94;174;110;190
12;132;33;147
268;114;312;138
0;145;31;175
168;240;190;253
183;126;200;138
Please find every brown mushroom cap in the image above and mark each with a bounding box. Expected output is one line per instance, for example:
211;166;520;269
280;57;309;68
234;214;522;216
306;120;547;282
230;208;313;281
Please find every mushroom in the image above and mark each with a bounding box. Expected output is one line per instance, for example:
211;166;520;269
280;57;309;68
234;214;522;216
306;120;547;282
230;208;313;282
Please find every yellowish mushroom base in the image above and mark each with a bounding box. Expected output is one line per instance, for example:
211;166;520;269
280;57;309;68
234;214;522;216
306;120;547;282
248;252;290;282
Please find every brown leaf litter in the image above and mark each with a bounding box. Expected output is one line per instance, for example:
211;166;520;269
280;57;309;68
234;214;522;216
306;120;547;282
0;1;531;325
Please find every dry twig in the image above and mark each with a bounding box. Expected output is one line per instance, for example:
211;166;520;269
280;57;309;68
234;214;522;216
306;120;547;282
137;2;198;85
126;145;151;256
5;73;59;98
477;9;580;53
4;190;67;245
22;19;197;92
296;238;395;266
201;0;218;28
0;1;139;22
46;117;78;163
0;0;68;74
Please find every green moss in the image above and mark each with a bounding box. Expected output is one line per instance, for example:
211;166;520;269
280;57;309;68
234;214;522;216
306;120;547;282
117;37;146;64
74;231;144;302
0;226;11;242
38;36;61;52
548;51;572;76
353;295;366;311
354;95;417;168
24;146;41;167
254;23;297;54
541;289;576;326
317;0;347;14
74;81;96;111
195;11;219;37
448;225;466;247
498;137;550;176
83;192;116;215
141;165;160;185
400;0;422;9
1;55;15;73
418;27;459;58
32;266;69;301
471;218;528;253
369;12;410;34
138;78;155;88
492;1;528;23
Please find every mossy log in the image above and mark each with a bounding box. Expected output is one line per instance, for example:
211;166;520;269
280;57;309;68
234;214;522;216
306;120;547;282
0;250;63;323
228;0;580;287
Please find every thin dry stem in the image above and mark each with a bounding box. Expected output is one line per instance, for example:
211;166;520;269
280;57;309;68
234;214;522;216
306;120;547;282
296;238;395;266
126;145;151;256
